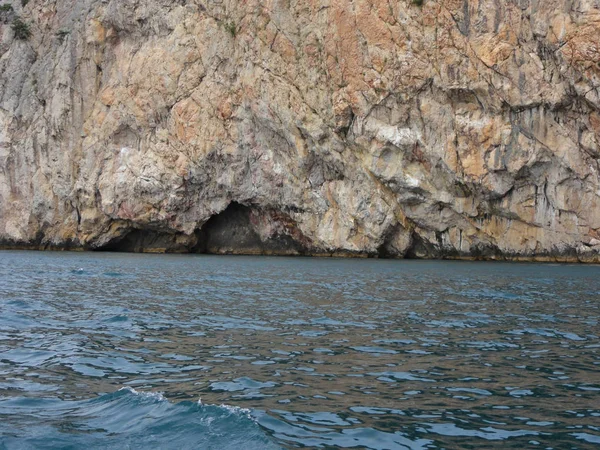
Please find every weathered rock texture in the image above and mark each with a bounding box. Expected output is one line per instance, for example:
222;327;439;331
1;0;600;261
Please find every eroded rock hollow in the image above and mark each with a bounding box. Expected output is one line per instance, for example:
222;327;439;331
1;0;600;261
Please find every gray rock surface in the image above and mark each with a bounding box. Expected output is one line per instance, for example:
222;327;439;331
1;0;599;261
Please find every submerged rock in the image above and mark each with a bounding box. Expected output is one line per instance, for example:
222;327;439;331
0;0;599;261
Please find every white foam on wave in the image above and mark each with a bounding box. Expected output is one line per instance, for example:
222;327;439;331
219;404;254;420
196;396;252;417
119;389;256;422
118;386;167;402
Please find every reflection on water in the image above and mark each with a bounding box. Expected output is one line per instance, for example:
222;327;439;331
0;251;599;449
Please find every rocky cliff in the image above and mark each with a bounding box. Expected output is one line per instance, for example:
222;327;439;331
1;0;600;261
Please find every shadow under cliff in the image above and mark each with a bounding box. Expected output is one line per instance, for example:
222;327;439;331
4;204;595;262
96;202;311;256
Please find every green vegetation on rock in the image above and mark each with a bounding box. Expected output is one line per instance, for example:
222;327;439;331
224;21;236;38
12;17;31;40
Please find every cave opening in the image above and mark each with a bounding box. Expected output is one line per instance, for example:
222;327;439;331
95;202;308;255
196;202;307;256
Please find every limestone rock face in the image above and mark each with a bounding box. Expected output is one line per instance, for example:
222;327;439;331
1;0;600;261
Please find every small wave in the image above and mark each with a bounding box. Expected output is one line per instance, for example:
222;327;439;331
103;271;124;277
0;389;280;450
105;315;129;323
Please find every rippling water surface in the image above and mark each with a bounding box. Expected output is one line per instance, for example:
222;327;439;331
0;251;599;449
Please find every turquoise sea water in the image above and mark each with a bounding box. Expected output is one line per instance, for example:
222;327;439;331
0;251;599;449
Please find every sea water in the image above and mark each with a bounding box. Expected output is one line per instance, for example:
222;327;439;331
0;251;598;449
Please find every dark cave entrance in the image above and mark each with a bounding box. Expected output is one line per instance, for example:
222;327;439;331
196;202;307;255
96;202;308;255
